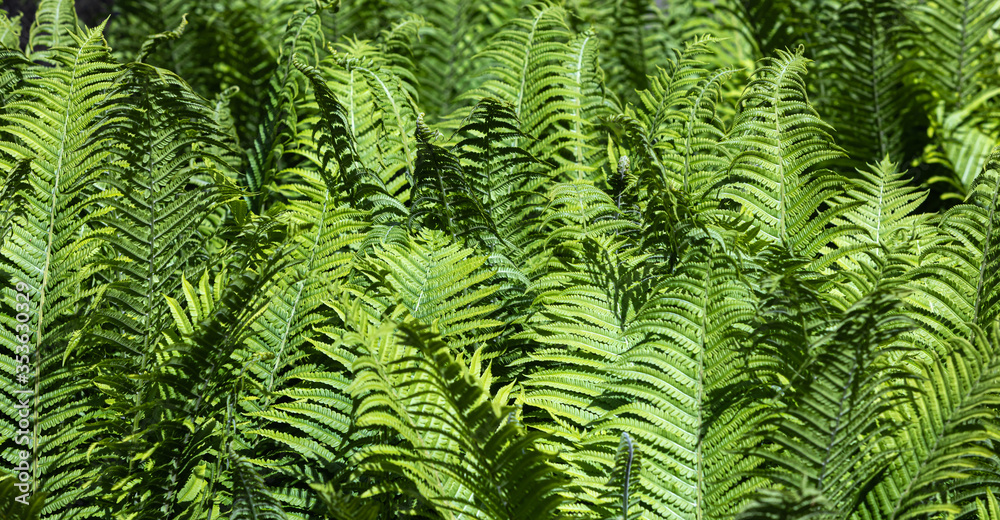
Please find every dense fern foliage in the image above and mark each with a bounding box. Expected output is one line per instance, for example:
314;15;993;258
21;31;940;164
0;0;998;519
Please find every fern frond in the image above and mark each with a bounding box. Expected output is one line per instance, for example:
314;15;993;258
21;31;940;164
349;317;571;520
0;23;123;517
718;47;857;255
634;35;736;195
748;288;918;516
320;39;419;201
27;0;80;58
0;10;22;49
861;321;1000;520
229;448;289;520
473;4;599;182
245;1;328;212
454;97;541;255
293;56;407;223
820;0;909;165
356;229;502;352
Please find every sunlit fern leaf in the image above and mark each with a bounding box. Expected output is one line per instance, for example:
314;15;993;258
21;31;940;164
294;56;407;224
907;145;1000;351
977;490;1000;520
833;158;929;257
27;0;79;59
718;47;859;256
542;180;639;243
245;1;328;212
356;229;502;353
0;11;22;49
237;194;368;516
563;28;619;182
635;35;736;196
969;146;1000;326
0;23;123;519
748;287;919;517
513;233;650;514
0;49;29;109
86;61;240;358
859;321;1000;520
595;432;642;520
923;101;1000;198
349;317;571;520
599;237;761;520
826;158;933;301
323;40;419;202
70;61;244;513
472;4;595;183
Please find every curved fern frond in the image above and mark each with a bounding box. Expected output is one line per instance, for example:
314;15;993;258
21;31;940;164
246;1;328;212
294;56;407;223
600;237;761;520
635;35;736;195
824;158;934;302
907;146;1000;350
0;11;22;49
454;97;541;257
320;39;419;201
473;4;599;182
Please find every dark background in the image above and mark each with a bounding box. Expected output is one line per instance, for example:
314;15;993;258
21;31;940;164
1;0;115;48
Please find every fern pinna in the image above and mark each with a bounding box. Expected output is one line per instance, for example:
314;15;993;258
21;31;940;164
0;0;999;519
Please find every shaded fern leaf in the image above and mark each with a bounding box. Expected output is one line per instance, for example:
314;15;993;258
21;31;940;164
246;1;328;212
229;447;289;520
749;288;919;517
821;0;910;166
454;97;541;257
350;317;571;520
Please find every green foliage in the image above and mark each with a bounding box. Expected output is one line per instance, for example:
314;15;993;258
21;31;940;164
0;1;998;520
